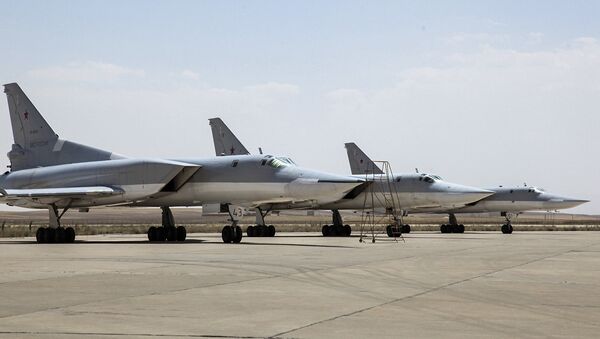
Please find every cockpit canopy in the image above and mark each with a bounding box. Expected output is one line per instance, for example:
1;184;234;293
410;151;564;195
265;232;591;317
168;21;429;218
263;155;297;169
395;173;444;183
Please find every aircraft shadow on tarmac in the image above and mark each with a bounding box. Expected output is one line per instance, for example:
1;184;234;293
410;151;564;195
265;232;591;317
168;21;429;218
0;238;354;248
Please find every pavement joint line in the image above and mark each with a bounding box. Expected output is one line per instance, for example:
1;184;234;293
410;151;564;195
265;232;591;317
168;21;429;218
270;244;596;338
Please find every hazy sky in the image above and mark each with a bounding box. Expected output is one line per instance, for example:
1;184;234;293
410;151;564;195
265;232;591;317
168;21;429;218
1;1;599;214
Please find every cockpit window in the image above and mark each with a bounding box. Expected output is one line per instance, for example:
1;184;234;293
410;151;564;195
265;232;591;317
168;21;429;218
423;176;435;183
267;157;295;169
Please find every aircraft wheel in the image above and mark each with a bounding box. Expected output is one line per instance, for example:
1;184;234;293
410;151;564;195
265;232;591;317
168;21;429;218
176;226;186;241
386;225;393;237
402;224;411;234
166;226;177;241
268;225;276;237
54;227;66;243
344;224;352;237
44;228;56;243
222;226;233;243
232;226;243;243
322;225;329;236
457;224;465;233
147;226;157;241
156;227;166;241
247;226;255;237
390;225;402;237
440;224;449;233
501;224;513;234
65;227;76;243
36;227;45;243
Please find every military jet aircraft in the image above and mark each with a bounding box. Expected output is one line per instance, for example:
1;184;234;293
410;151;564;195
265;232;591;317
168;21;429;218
0;83;366;243
208;118;495;237
345;142;589;234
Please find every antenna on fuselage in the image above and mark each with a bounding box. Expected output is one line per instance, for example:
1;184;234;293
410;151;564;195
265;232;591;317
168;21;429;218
415;168;419;173
258;147;263;155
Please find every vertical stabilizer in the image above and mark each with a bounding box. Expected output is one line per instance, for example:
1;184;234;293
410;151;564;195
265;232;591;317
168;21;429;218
209;118;250;156
344;142;384;175
3;83;122;171
4;83;58;149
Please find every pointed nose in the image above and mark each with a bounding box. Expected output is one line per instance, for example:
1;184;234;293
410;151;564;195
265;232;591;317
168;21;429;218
545;197;589;210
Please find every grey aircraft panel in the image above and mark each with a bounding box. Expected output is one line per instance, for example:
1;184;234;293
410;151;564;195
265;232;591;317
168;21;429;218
345;142;383;175
209;117;250;156
4;83;122;171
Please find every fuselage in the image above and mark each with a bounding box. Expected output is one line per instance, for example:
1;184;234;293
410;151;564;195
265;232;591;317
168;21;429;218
0;154;363;209
318;173;494;212
450;187;588;213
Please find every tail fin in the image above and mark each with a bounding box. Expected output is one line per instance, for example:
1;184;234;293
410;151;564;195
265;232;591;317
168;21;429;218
208;118;250;156
344;142;384;175
4;83;122;171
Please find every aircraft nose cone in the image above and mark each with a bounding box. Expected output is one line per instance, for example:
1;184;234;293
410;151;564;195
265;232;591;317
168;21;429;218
546;197;589;210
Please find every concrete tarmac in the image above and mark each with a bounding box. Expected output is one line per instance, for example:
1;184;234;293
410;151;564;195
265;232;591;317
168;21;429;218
0;231;599;338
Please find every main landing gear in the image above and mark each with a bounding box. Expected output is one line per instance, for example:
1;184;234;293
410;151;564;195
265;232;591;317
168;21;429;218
440;213;465;234
222;204;243;243
36;204;75;244
386;224;411;237
501;212;514;234
147;206;187;242
322;210;352;237
246;207;276;237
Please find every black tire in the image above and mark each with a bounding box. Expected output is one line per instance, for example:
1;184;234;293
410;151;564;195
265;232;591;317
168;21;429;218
256;225;264;237
44;228;55;243
402;224;411;234
233;226;243;243
247;226;255;237
322;225;329;236
344;224;352;237
386;225;393;237
156;227;166;241
457;224;465;233
391;225;402;237
148;226;157;241
65;227;76;243
54;227;66;243
502;224;514;234
166;226;177;241
440;224;449;233
222;226;233;243
36;228;45;243
268;225;276;237
176;226;186;241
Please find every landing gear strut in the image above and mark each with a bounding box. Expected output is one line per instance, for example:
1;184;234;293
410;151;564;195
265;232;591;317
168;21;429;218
501;212;514;234
322;210;352;237
36;204;75;244
147;206;187;242
246;207;276;237
440;213;465;233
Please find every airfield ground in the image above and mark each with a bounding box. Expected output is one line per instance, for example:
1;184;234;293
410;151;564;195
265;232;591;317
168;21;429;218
0;231;599;338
